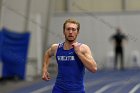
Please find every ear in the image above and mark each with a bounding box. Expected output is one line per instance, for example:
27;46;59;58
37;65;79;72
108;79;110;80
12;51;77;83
63;30;65;35
77;30;79;34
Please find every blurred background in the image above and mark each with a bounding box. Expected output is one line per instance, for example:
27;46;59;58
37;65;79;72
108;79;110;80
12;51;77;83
0;0;140;93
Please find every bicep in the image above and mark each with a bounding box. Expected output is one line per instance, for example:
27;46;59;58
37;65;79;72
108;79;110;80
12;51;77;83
47;48;53;57
46;44;58;57
82;45;94;60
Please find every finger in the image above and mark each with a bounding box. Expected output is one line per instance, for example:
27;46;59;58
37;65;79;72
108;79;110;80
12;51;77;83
78;43;82;47
72;43;77;47
47;74;51;80
42;76;50;81
47;77;51;80
42;76;47;80
72;44;74;48
42;73;49;81
72;43;82;48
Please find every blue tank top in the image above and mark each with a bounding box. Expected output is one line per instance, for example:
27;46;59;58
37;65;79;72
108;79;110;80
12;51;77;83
55;42;85;91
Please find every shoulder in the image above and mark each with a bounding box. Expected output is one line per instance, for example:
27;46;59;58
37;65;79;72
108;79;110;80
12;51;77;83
46;43;59;56
51;43;59;48
81;43;89;48
50;43;59;52
80;43;91;52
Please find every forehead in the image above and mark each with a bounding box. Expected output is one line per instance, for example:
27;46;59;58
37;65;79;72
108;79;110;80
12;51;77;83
65;22;78;28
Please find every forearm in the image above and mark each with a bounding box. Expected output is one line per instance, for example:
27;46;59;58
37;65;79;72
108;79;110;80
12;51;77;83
42;55;51;81
77;52;97;73
42;44;57;81
42;55;51;72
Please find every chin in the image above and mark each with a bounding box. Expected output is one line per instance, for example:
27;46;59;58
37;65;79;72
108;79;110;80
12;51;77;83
66;37;76;42
68;40;74;42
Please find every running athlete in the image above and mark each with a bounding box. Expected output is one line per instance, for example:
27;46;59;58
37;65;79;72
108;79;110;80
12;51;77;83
42;19;97;93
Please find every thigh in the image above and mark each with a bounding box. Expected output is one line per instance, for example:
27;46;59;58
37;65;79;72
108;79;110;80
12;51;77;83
52;86;64;93
67;90;85;93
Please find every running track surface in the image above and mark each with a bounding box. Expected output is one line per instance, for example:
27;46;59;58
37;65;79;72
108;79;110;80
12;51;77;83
11;68;140;93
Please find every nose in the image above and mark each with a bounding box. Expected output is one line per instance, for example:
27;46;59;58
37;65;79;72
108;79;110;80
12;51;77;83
69;30;73;33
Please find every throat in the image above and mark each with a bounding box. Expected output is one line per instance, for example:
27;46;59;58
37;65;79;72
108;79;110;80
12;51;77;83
64;45;72;50
64;42;73;50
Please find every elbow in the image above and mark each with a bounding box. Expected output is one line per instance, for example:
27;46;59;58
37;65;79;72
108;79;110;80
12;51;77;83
91;63;97;73
92;67;97;73
89;66;97;73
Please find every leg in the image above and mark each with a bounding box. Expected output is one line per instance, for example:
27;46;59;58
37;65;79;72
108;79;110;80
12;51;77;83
120;49;124;70
114;49;118;70
52;86;64;93
67;90;85;93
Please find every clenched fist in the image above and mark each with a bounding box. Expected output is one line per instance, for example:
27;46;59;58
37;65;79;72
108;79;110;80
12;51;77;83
72;42;83;54
42;71;51;81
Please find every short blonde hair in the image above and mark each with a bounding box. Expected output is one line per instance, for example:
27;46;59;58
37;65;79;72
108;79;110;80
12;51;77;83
63;19;80;31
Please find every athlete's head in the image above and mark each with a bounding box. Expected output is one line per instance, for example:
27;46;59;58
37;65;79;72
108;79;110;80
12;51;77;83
116;27;122;34
63;19;80;42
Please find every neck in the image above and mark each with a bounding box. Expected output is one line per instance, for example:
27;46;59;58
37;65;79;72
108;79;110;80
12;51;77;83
64;41;77;50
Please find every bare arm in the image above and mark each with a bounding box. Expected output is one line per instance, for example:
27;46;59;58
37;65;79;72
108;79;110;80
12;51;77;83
72;43;97;73
42;44;58;80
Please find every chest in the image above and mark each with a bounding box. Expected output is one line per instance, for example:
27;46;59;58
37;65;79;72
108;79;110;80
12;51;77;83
56;48;76;61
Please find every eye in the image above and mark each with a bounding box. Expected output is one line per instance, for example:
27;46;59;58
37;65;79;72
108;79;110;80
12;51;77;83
66;27;77;31
72;28;77;31
66;28;71;31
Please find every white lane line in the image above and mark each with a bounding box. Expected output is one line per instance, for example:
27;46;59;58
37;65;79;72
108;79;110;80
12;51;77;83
31;84;53;93
94;82;122;93
85;77;109;88
129;83;140;93
31;78;105;93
